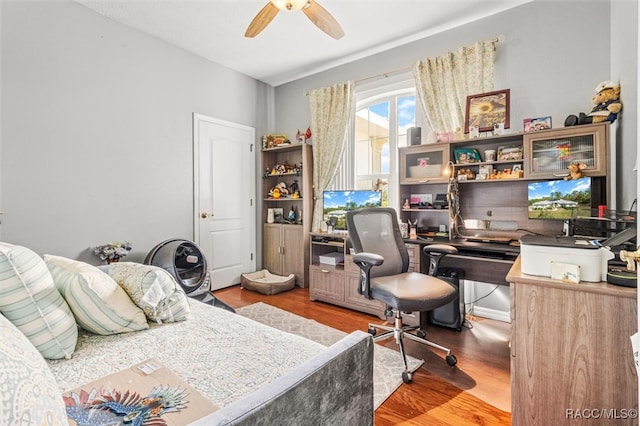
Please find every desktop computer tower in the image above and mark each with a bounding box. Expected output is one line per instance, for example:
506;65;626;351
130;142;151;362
429;268;465;331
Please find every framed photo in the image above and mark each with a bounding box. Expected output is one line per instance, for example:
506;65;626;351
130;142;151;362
272;208;284;221
465;89;511;133
512;164;522;173
453;148;482;164
523;116;552;132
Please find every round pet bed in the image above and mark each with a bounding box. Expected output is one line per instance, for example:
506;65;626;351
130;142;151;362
241;270;295;295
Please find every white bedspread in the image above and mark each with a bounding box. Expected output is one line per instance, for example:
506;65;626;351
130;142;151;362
47;299;325;407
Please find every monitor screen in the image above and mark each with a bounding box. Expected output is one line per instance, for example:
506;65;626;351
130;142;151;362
528;177;592;220
322;190;383;230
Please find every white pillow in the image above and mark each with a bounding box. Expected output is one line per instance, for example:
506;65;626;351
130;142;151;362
0;312;69;425
0;242;77;360
102;262;190;323
44;255;148;335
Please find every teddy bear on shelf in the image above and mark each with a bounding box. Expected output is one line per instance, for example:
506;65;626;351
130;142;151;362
565;81;622;126
564;162;586;180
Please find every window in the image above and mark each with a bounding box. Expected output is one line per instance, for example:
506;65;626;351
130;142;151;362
332;76;423;210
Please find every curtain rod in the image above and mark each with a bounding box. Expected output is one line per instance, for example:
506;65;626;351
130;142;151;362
304;35;504;96
353;35;505;86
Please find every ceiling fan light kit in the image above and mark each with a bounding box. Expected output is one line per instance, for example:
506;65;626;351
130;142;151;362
271;0;310;11
245;0;344;39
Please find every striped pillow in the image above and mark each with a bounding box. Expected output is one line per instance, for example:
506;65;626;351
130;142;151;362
0;242;77;360
44;255;148;335
102;262;190;323
0;312;68;425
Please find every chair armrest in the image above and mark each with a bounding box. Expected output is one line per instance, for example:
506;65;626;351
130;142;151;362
352;252;384;266
351;252;384;300
423;244;458;256
423;244;458;276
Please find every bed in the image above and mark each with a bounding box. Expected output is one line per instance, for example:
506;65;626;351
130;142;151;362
0;242;374;425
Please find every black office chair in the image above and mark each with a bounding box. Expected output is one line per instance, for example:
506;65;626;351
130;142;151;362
346;208;458;383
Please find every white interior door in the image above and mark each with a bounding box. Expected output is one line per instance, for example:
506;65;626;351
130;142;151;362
193;114;255;290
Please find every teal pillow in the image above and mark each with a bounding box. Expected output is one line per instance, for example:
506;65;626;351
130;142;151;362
0;242;77;360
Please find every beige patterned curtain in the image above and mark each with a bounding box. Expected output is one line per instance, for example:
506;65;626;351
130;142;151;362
308;81;354;232
413;39;497;134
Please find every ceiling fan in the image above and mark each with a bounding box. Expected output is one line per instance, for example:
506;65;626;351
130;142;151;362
245;0;345;40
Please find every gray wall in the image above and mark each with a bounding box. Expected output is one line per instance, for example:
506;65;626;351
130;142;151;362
1;1;268;262
274;0;637;210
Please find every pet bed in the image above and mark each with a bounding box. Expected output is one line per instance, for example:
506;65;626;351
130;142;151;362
241;269;295;295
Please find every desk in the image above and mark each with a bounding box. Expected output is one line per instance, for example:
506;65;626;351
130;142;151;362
507;257;638;425
408;237;519;285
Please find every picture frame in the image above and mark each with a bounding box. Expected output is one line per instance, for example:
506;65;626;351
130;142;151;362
453;148;482;164
512;164;522;173
272;208;284;222
465;89;511;133
523;116;552;132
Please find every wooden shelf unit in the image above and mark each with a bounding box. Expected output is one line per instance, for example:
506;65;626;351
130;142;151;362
261;143;313;287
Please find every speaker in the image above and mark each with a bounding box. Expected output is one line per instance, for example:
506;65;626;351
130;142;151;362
407;127;421;145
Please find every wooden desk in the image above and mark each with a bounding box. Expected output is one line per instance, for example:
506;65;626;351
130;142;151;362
412;237;519;285
507;257;638;425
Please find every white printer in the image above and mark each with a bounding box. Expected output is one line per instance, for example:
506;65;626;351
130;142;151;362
520;235;614;282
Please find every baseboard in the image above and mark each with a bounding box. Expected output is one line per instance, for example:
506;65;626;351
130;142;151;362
469;306;511;323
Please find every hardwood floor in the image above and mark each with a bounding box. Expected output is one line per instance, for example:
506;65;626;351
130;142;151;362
215;285;512;426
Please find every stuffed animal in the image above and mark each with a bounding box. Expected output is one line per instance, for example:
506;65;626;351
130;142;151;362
269;182;289;199
564;162;586;180
565;81;622;126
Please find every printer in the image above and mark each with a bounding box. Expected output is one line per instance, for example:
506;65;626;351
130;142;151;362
520;235;614;282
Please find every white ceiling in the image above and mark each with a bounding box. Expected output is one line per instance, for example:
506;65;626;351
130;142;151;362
75;0;532;87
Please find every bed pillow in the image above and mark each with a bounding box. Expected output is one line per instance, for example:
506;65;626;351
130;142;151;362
0;313;69;425
0;242;77;360
44;255;148;335
102;262;190;323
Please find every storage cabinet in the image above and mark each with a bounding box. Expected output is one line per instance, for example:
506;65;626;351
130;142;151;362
309;233;386;318
397;123;610;238
262;142;313;287
523;122;609;179
399;144;451;184
263;223;304;286
309;234;425;322
508;258;637;425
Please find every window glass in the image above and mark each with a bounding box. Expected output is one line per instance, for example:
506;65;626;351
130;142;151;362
353;92;415;208
397;95;416;147
355;101;389;176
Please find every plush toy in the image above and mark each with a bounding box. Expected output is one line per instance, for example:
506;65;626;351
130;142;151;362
564;162;586;180
565;81;622;126
269;182;289;199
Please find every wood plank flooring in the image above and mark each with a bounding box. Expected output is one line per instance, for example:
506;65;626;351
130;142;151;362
214;285;512;426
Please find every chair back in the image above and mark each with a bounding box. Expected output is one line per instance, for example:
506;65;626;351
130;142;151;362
346;208;409;277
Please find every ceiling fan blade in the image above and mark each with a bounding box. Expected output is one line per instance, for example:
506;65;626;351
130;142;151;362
302;1;345;39
245;2;279;38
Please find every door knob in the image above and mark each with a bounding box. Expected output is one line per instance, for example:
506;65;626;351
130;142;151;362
201;212;209;218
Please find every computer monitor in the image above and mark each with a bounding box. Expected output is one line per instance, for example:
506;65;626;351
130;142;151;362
322;190;383;230
527;177;592;220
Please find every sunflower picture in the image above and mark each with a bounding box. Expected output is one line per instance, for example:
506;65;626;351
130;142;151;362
465;89;510;133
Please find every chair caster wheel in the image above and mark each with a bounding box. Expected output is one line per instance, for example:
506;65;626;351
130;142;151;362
416;330;426;339
402;371;413;384
368;327;377;336
446;354;457;366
